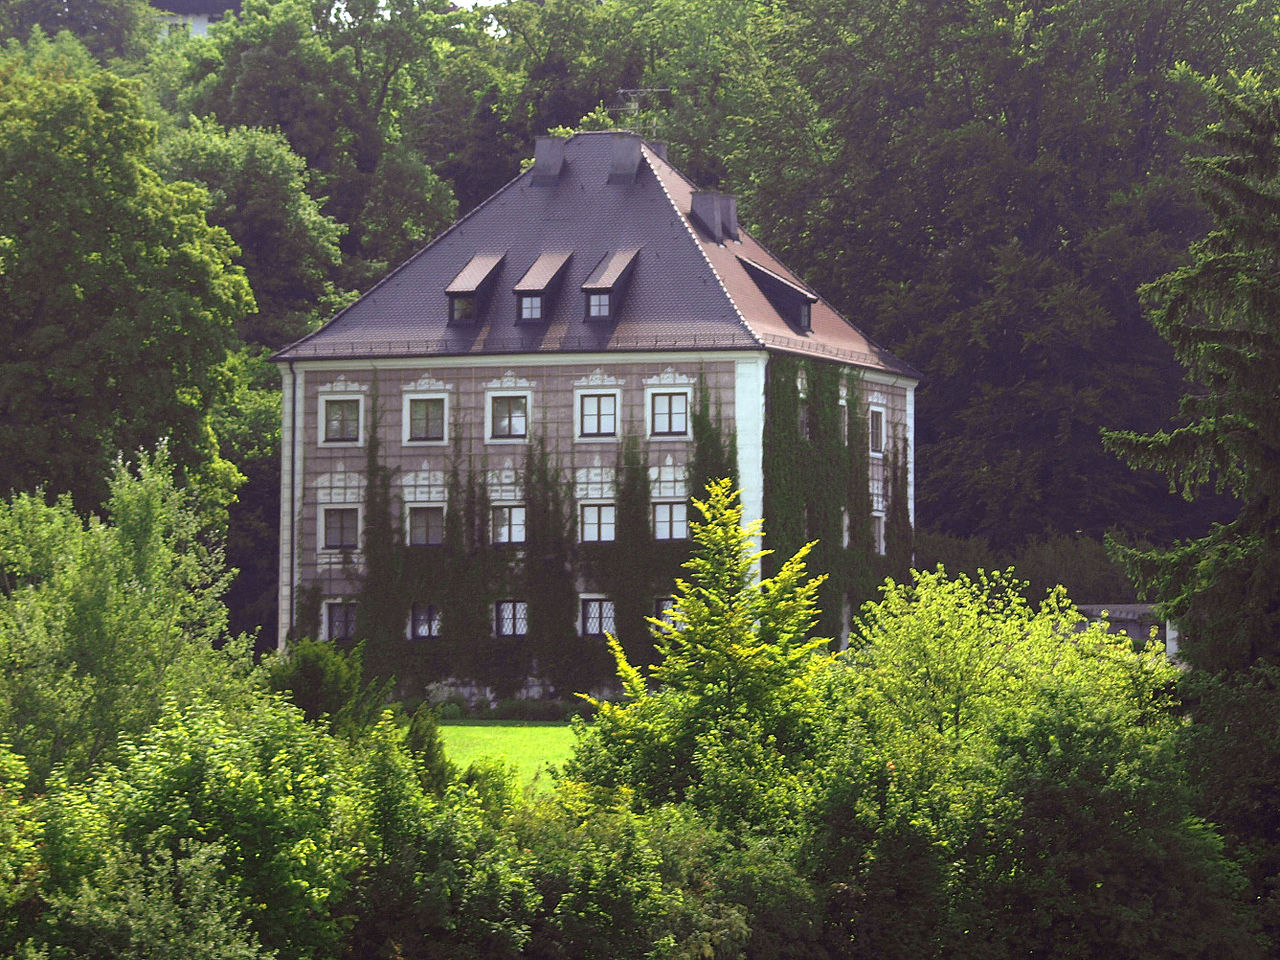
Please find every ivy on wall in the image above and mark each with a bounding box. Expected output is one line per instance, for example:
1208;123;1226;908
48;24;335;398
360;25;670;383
762;354;908;642
317;363;903;697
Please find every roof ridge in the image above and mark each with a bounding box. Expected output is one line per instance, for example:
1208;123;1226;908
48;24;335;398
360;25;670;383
639;143;764;349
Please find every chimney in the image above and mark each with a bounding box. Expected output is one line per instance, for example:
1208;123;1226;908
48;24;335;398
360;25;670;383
691;190;739;243
531;135;566;183
719;193;739;241
690;191;722;241
608;132;642;184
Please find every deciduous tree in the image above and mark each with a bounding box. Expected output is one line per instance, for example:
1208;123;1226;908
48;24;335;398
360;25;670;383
0;35;251;506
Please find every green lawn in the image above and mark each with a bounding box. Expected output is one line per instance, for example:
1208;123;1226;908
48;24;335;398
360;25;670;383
438;720;576;785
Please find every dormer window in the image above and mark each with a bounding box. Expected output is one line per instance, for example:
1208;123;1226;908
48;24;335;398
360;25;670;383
582;248;638;322
519;295;543;321
450;295;476;323
514;252;571;324
446;252;504;324
588;293;610;319
737;255;818;334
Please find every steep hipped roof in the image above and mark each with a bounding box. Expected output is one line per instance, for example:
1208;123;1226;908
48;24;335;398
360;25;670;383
274;132;917;380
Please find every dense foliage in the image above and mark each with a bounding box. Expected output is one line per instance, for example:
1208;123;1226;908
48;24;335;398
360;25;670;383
3;2;1280;955
1104;70;1280;944
0;457;1271;957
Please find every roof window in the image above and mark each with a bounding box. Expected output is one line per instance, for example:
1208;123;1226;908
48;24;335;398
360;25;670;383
446;252;504;324
737;255;818;333
513;251;571;324
582;248;639;322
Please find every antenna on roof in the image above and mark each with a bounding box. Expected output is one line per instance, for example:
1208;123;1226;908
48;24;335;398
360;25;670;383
612;88;669;139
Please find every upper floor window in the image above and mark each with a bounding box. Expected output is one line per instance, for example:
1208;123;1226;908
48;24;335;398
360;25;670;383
492;504;526;544
407;505;444;546
411;602;440;639
323;507;359;550
579;393;617;437
652;501;688;540
580;503;616;542
872;512;886;556
322;397;362;444
869;405;887;457
490;395;529;440
581;597;615;638
495;600;528;637
650;391;689;438
405;396;446;443
326;601;358;641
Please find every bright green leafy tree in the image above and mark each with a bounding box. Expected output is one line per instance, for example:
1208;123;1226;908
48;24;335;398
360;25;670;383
815;567;1259;959
0;34;251;507
0;447;255;790
570;479;832;832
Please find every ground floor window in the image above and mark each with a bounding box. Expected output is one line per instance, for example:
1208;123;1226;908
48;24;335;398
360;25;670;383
326;601;358;641
495;600;528;637
411;602;440;639
581;597;616;637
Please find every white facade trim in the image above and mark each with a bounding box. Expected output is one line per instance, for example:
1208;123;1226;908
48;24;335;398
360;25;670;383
287;349;765;374
573;367;625;387
734;354;768;543
906;383;916;528
403;373;452;392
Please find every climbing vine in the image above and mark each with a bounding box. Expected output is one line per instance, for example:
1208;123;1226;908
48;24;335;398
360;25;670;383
762;354;889;642
522;438;593;694
592;434;660;666
335;376;747;701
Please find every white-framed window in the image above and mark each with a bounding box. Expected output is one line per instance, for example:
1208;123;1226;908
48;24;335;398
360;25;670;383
325;600;358;641
492;504;526;544
654;596;676;621
486;391;532;442
322;506;360;551
580;503;616;542
410;602;440;639
652;500;688;540
406;504;445;546
519;294;543;322
495;600;528;637
869;404;887;457
798;301;811;331
646;387;691;439
576;389;620;439
587;292;611;320
403;394;447;445
321;395;364;445
581;596;615;637
872;512;886;556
